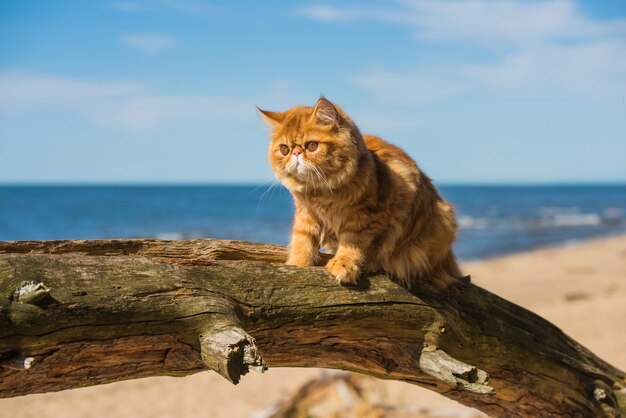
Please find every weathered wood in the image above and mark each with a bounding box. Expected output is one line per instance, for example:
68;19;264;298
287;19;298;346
0;239;624;417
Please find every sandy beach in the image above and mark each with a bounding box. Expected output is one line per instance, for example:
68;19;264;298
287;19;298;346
2;234;625;418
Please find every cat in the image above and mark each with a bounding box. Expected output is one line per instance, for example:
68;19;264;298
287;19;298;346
258;97;462;290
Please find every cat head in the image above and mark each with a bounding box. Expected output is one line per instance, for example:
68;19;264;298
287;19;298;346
258;98;365;194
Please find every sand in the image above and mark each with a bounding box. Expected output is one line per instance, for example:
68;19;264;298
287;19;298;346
2;234;625;418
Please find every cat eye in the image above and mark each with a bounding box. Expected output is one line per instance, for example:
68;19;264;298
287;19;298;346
305;141;319;152
279;144;290;155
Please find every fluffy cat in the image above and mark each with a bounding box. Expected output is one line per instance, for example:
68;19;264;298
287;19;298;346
259;98;462;289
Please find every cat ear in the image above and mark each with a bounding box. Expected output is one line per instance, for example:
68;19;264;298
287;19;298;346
257;107;285;127
312;97;339;128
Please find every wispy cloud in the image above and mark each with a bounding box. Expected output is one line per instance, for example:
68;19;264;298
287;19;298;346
350;70;466;104
299;5;369;23
303;0;626;103
461;41;626;99
121;33;177;54
395;0;626;45
0;71;252;131
351;40;626;103
301;0;626;45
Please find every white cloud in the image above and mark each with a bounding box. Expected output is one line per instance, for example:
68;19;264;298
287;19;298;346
301;0;626;46
0;71;143;114
95;95;251;130
350;70;465;104
121;33;177;54
303;0;626;103
399;0;626;45
300;5;369;23
0;71;252;131
351;110;435;133
353;40;626;103
462;41;626;99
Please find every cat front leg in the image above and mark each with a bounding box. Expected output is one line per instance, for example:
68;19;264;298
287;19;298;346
286;206;321;266
327;231;372;285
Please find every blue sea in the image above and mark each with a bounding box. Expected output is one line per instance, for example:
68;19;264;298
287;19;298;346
1;185;625;261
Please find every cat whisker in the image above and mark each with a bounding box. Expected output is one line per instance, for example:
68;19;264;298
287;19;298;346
301;163;318;196
258;168;291;207
310;169;321;197
311;164;333;196
248;178;277;194
258;182;278;209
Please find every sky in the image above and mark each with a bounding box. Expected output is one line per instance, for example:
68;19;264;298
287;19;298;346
0;0;625;184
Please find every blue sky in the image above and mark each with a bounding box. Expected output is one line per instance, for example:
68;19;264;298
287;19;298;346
1;0;625;184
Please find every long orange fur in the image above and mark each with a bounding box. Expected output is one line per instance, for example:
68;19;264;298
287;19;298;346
259;98;462;289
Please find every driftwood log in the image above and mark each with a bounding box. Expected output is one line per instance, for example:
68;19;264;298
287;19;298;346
0;239;624;417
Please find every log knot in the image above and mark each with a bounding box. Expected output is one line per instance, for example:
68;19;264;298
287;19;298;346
11;281;50;306
419;347;494;395
199;323;267;385
593;380;624;418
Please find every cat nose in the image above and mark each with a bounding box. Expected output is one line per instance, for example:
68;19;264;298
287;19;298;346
293;149;302;156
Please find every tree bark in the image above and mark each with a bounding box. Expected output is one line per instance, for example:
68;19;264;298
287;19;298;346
0;238;624;417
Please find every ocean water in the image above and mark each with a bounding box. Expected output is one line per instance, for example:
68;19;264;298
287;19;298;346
0;185;625;260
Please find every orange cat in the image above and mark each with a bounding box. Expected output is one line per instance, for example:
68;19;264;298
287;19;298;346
259;98;462;289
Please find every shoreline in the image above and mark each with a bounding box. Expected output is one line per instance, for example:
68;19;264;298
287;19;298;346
464;232;626;370
459;229;626;264
2;232;625;418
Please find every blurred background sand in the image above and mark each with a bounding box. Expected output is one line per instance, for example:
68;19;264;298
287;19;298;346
2;234;624;418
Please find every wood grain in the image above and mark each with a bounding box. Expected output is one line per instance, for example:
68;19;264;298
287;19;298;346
0;239;624;417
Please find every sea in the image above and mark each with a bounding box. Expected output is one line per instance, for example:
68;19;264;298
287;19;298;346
1;184;625;261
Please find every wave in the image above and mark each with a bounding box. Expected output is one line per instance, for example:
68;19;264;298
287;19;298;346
539;206;581;216
154;231;207;240
457;211;621;230
458;216;489;229
540;213;602;227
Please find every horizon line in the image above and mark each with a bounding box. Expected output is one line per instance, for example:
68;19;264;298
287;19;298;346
1;181;626;187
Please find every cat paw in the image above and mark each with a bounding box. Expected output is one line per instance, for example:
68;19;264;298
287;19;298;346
326;257;360;285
